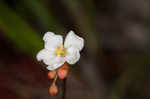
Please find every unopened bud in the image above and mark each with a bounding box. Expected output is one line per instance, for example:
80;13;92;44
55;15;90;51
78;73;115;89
48;70;56;79
58;63;69;79
49;83;58;96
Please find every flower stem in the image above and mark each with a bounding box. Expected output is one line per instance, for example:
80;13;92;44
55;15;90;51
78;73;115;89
62;78;67;99
52;73;58;85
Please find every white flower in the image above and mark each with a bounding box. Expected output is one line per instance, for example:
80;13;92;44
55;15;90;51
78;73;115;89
36;30;84;70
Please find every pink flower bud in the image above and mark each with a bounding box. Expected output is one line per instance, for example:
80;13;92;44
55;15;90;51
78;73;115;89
48;70;56;79
58;63;69;79
49;83;58;96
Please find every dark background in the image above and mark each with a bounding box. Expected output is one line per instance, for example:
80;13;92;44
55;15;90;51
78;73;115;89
0;0;150;99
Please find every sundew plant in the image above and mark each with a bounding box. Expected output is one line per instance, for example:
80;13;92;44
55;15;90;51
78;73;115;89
0;0;150;99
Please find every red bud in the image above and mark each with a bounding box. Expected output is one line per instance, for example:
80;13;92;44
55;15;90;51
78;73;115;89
58;63;69;79
48;70;56;79
49;83;58;96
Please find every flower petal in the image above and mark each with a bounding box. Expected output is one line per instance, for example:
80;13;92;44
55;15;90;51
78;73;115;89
37;49;65;70
36;49;56;66
64;31;84;51
43;32;63;50
65;47;80;64
46;56;65;70
36;49;55;62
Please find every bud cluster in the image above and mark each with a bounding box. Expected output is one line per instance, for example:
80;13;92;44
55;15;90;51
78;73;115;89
48;62;69;96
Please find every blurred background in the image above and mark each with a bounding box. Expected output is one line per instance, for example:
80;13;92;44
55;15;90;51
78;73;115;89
0;0;150;99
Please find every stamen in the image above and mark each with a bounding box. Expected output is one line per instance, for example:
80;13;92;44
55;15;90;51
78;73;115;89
55;45;67;57
56;45;63;56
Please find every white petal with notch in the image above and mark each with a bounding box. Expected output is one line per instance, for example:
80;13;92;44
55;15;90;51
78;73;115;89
43;32;63;50
64;31;84;51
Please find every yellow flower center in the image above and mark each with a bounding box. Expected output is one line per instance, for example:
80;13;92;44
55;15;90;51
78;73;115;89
55;45;66;57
